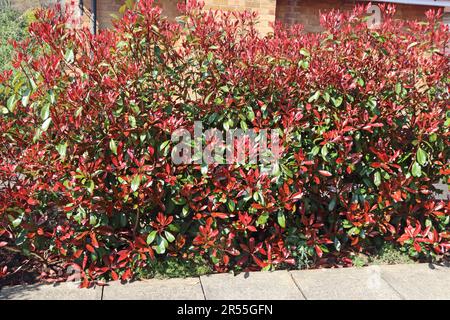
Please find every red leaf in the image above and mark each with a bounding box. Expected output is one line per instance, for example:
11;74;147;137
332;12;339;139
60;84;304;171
314;245;323;257
86;244;95;253
318;170;332;177
27;198;38;205
111;270;119;281
90;233;99;248
291;191;303;201
211;212;228;219
413;242;422;252
252;255;267;268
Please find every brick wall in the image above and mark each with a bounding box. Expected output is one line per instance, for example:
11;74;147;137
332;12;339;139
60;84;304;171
10;0;47;11
202;0;277;34
7;0;449;35
83;0;180;29
276;0;444;33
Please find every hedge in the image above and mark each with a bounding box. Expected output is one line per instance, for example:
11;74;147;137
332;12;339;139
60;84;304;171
0;0;449;287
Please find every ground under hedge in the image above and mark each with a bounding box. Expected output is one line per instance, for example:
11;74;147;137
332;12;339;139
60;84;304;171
0;0;449;287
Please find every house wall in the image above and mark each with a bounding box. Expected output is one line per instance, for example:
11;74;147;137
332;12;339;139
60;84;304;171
275;0;444;32
8;0;450;35
10;0;52;11
102;0;448;34
202;0;277;34
83;0;180;29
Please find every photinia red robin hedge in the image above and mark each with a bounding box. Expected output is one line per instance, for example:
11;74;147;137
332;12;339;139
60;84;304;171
0;0;449;287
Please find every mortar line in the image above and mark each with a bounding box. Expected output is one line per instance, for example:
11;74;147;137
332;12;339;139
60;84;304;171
289;272;307;300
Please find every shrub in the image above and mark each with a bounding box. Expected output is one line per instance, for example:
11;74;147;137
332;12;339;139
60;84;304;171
0;0;449;287
0;7;27;71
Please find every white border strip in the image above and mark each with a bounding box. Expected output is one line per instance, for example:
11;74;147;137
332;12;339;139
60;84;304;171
361;0;450;7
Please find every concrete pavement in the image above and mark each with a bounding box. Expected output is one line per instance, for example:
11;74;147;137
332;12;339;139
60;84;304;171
1;263;449;300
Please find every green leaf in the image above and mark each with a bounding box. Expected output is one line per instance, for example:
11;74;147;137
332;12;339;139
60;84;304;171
49;90;56;104
308;90;321;103
334;237;341;251
172;197;186;205
310;145;320;156
348;226;360;236
119;213;127;227
416;147;428;166
6;95;17;112
41;117;52;131
159;140;170;152
56;142;67;159
204;91;214;104
29;77;37;91
429;133;437;143
12;217;22;228
155;235;168;254
328;197;337;211
412;162;422;177
331;96;343;107
40;103;50;120
181;205;189;218
277;212;286;228
109;139;117;155
374;171;381;187
257;213;269;226
164;231;175;243
64;48;74;63
154;45;162;63
299;48;310;57
21;89;31;107
86;180;95;194
89;215;97;226
321;144;328;158
200;163;208;175
395;83;402;95
342;220;352;229
227;199;235;212
271;161;281;176
128;115;136;128
146;230;157;245
131;175;141;192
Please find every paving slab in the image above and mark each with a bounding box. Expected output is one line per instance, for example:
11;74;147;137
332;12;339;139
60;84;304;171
290;266;402;300
0;282;102;300
200;270;304;300
102;277;205;300
380;263;450;300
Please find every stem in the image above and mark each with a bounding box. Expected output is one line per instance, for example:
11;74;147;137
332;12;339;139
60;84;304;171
2;245;48;267
133;209;140;239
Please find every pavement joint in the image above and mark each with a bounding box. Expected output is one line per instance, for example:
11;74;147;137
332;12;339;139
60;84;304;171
100;285;105;300
380;273;406;300
289;272;307;300
198;276;207;300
